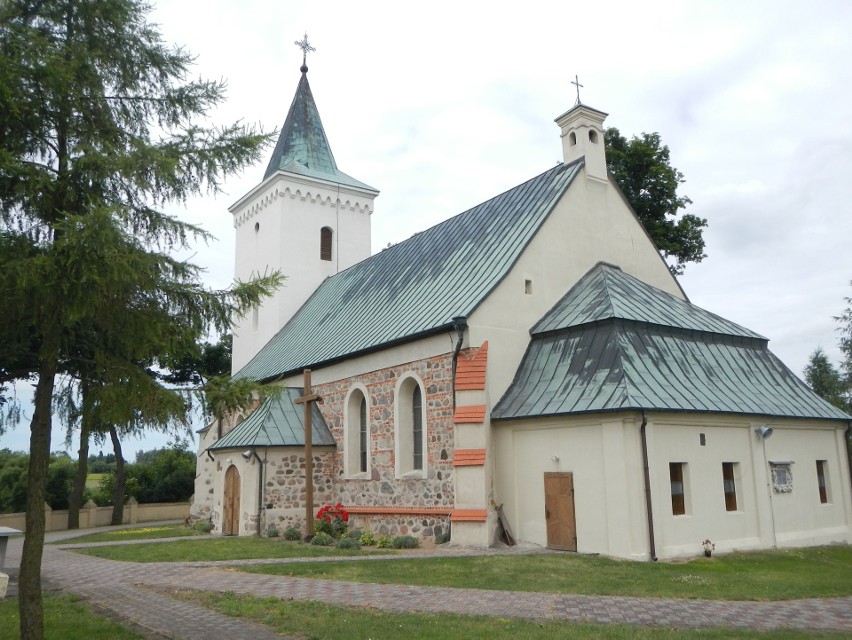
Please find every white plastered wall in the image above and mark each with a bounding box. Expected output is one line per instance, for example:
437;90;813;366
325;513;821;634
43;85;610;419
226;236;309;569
468;170;683;403
230;172;376;373
494;412;852;560
493;413;649;559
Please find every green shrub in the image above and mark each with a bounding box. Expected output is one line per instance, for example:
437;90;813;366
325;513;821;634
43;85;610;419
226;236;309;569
376;535;394;549
336;537;361;550
359;528;376;546
283;527;301;541
193;520;213;533
267;527;279;538
392;535;419;549
435;531;451;544
310;532;334;546
347;528;362;540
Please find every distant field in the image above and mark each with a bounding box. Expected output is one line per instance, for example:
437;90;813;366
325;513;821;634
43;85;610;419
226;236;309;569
85;473;106;490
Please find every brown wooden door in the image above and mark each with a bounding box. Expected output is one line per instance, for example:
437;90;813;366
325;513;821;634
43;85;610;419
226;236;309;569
544;472;577;551
223;465;241;536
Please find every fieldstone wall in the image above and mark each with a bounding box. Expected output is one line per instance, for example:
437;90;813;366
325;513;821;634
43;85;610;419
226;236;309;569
195;350;465;540
263;450;336;534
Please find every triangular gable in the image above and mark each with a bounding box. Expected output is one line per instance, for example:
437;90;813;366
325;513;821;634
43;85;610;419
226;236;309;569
237;160;583;382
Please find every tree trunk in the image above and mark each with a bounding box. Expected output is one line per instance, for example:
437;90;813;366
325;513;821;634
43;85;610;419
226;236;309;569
109;425;125;526
20;349;59;640
67;395;91;529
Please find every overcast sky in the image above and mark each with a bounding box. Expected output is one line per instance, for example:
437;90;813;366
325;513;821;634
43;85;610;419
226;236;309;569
3;0;851;458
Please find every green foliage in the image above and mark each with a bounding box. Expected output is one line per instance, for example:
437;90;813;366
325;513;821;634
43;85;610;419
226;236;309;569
283;527;301;541
435;531;451;545
359;528;376;546
266;527;279;538
375;535;394;549
309;532;334;546
335;537;361;550
0;449;85;512
391;535;420;549
605;128;706;275
92;446;196;505
804;348;849;412
193;520;214;534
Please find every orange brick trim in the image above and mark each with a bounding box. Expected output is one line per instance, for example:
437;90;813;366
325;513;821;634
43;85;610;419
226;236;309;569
453;404;486;423
343;506;453;516
451;509;488;522
453;448;486;466
456;341;488;390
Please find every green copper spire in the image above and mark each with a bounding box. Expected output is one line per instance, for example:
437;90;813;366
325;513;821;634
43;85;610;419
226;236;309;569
263;36;376;191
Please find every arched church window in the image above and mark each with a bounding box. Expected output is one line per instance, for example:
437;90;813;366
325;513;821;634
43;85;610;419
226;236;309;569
395;375;427;478
412;385;423;471
345;387;369;476
569;131;577;146
588;129;598;144
320;226;333;261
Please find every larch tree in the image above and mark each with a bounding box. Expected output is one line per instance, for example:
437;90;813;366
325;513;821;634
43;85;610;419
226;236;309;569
0;1;282;637
605;128;707;275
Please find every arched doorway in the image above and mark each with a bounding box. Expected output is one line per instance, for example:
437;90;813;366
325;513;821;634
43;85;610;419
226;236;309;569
223;465;241;535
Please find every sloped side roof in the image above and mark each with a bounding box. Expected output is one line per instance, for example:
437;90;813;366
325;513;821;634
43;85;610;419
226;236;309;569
494;264;850;422
236;161;583;382
534;262;763;339
209;388;335;450
263;71;376;192
492;322;850;421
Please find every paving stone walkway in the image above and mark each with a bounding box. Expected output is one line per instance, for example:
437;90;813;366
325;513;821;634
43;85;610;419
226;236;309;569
3;523;851;638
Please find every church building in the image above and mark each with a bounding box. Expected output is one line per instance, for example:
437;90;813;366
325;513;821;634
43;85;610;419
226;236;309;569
191;53;852;560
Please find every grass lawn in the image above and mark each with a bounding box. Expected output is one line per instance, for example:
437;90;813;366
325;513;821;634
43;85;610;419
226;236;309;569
55;524;206;544
169;590;846;639
75;536;391;562
238;545;852;601
84;473;106;490
0;594;143;640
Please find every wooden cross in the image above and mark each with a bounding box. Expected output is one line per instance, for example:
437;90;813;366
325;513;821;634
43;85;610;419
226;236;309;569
294;33;316;67
571;74;583;106
294;368;322;535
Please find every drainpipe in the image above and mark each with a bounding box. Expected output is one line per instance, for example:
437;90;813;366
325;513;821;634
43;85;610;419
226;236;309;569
450;316;468;409
639;411;657;561
249;449;264;537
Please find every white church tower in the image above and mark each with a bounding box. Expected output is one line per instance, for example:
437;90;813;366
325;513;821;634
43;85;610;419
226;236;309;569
229;38;379;373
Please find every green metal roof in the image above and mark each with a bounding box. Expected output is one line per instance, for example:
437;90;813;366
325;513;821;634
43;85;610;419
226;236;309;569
236;160;583;382
493;264;850;422
209;388;335;450
263;69;377;193
533;262;763;339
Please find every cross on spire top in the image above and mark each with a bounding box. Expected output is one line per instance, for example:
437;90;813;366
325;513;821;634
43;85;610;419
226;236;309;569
571;74;584;106
295;33;315;72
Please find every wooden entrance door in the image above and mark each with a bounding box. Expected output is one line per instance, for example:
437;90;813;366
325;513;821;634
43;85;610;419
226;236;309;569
544;472;577;551
223;465;241;536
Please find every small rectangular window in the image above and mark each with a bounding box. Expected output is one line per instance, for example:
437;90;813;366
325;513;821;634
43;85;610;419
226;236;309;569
722;462;738;511
816;460;829;504
524;279;533;295
670;462;686;516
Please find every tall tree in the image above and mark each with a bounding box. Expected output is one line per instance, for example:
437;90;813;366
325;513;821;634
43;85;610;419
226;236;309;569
605;128;707;274
0;2;282;637
804;347;849;413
